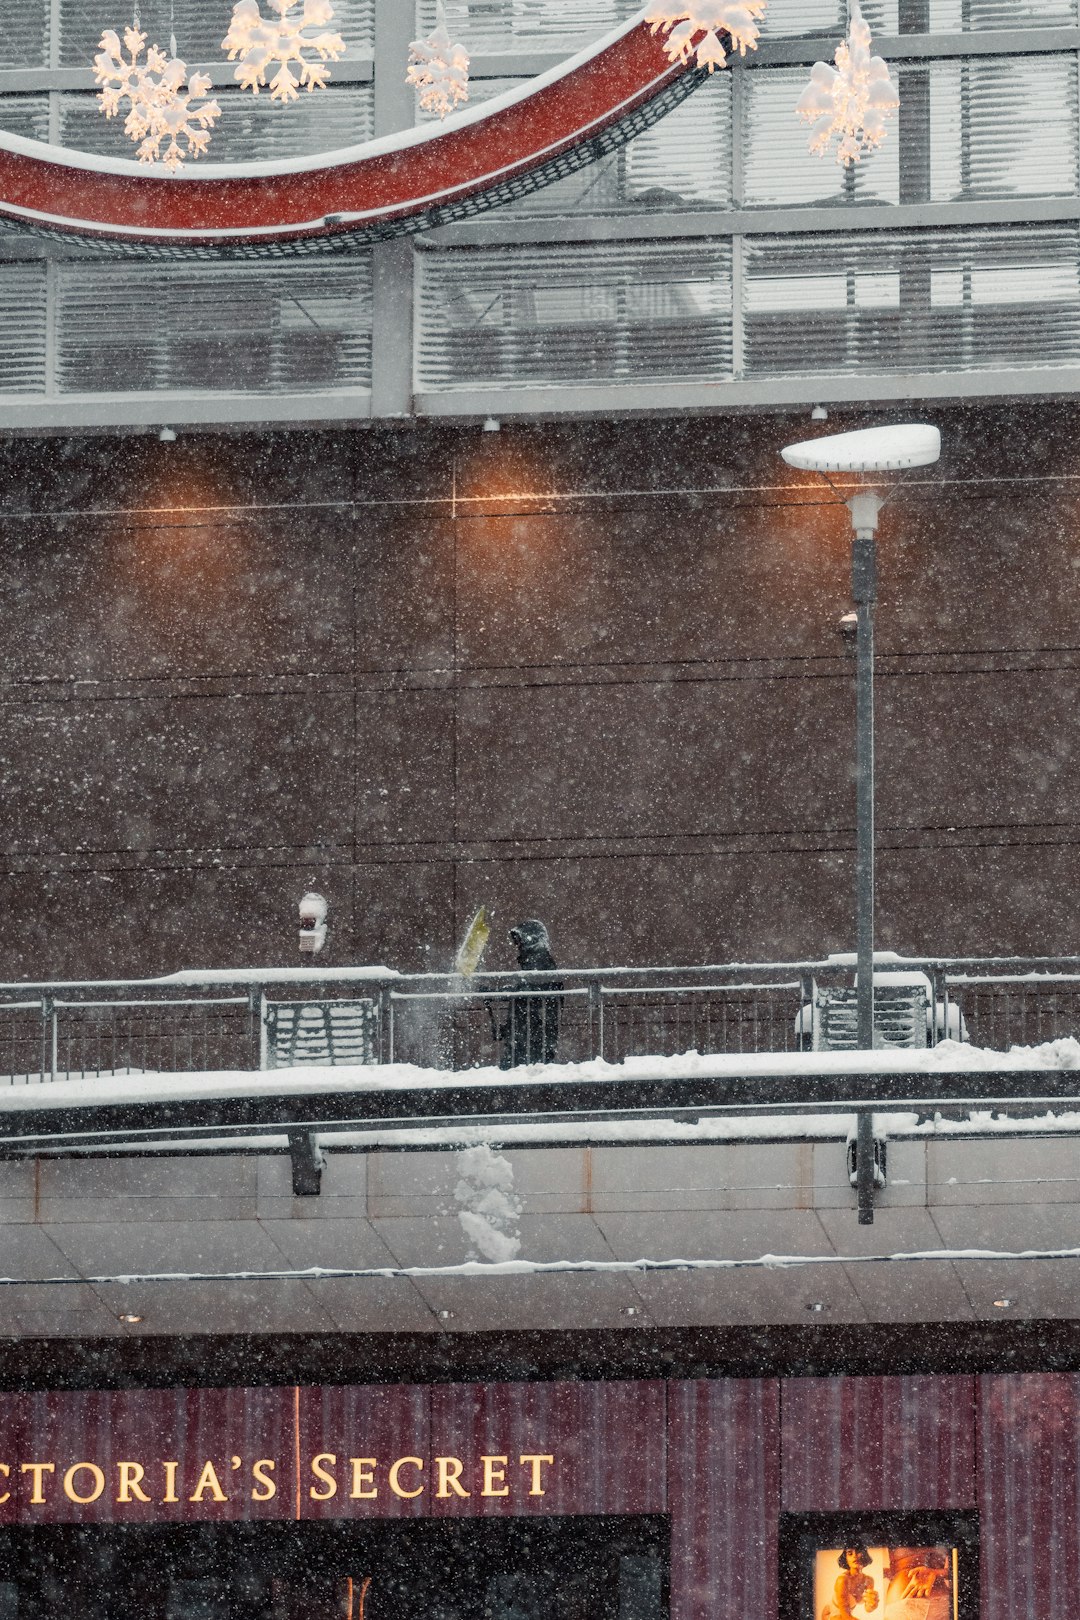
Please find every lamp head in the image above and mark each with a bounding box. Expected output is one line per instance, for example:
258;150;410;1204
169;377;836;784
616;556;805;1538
781;423;940;474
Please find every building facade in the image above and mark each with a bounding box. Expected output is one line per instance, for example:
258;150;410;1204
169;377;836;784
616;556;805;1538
2;6;1080;1618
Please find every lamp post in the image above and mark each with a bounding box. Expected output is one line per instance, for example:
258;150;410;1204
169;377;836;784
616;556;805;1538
780;424;941;1050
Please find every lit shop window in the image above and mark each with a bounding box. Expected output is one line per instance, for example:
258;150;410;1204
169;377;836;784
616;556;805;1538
778;1513;979;1620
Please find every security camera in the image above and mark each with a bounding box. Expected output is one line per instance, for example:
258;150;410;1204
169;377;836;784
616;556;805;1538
299;891;328;955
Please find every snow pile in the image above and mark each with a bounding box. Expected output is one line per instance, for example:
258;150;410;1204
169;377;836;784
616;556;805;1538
926;1036;1080;1070
454;1143;522;1262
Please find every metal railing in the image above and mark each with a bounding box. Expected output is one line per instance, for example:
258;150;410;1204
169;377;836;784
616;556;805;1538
0;954;1079;1085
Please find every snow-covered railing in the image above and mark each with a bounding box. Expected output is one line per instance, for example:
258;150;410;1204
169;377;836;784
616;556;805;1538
2;953;1080;1086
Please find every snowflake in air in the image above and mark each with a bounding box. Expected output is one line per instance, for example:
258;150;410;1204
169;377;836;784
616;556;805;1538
644;2;767;71
94;27;221;170
407;1;470;119
795;4;899;164
222;0;346;101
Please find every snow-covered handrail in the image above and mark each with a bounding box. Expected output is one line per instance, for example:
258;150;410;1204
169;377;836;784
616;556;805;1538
0;12;698;255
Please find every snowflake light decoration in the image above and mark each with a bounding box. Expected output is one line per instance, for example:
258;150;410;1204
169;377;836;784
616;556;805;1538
644;2;766;72
94;27;221;170
795;5;899;165
222;0;346;102
406;2;470;119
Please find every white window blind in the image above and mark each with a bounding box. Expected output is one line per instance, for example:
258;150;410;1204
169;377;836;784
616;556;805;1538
55;261;373;395
743;66;899;205
417;240;732;387
0;4;49;70
415;0;641;52
57;0;374;66
446;72;732;211
927;0;1076;26
0;96;51;143
743;225;1080;375
926;56;1078;200
743;55;1077;208
58;84;374;163
0;264;47;393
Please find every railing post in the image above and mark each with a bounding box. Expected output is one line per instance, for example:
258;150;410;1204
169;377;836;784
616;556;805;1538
39;996;50;1083
589;981;604;1062
380;983;395;1065
856;1109;875;1223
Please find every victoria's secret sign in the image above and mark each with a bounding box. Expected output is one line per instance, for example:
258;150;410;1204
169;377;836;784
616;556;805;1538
7;1452;555;1510
0;1381;666;1525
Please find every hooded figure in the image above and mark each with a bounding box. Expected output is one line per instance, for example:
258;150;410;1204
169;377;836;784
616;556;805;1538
497;918;562;1068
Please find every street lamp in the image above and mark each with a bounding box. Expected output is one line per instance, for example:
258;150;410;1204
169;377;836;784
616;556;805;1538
780;424;941;1050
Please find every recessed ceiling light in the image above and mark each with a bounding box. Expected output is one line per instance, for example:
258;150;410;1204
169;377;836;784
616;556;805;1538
621;1306;638;1317
437;1309;454;1321
992;1299;1012;1309
805;1302;828;1313
119;1313;142;1324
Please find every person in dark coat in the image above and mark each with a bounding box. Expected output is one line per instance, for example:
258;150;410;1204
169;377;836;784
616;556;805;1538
497;919;562;1068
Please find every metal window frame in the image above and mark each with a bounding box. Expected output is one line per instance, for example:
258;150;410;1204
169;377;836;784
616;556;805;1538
0;2;1077;426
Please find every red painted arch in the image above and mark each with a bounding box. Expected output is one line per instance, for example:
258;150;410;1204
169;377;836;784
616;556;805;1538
0;16;695;250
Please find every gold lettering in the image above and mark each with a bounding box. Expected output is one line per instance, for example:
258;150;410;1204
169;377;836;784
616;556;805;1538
349;1458;377;1500
189;1461;227;1503
0;1464;10;1506
63;1463;104;1505
481;1456;509;1498
435;1457;470;1499
20;1463;55;1505
251;1459;276;1502
309;1453;337;1501
116;1461;151;1504
388;1457;424;1499
519;1455;553;1497
162;1461;179;1504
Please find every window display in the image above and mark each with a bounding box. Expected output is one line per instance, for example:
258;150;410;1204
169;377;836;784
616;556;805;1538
780;1514;978;1620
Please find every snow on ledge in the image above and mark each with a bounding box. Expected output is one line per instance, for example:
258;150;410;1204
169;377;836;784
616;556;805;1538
3;1037;1080;1116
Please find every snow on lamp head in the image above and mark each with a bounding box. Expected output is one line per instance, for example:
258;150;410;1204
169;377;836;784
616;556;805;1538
781;424;941;475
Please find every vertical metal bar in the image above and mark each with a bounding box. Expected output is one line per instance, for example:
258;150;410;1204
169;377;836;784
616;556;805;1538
589;981;604;1062
851;512;879;1050
39;998;49;1083
856;1108;876;1225
50;1000;58;1082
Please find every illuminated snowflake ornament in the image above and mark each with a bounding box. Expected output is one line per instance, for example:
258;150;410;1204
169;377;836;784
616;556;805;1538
94;27;221;170
222;0;346;102
644;1;767;71
795;4;899;164
406;2;470;119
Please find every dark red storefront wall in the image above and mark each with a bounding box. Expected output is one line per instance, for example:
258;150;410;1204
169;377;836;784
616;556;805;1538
0;1373;1067;1620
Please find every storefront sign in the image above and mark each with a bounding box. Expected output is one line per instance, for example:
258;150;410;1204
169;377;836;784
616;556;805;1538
0;1380;667;1524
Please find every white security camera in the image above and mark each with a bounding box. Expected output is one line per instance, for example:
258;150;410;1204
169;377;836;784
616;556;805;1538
299;891;328;955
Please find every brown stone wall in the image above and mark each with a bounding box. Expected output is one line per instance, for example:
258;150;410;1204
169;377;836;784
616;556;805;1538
0;402;1076;980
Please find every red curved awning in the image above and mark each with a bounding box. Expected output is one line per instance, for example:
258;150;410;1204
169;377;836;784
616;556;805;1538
0;16;699;252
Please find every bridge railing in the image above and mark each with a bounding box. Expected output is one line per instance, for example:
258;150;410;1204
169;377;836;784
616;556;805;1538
0;957;1078;1084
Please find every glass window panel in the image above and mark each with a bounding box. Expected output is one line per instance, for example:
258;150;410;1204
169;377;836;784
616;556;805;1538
0;95;51;142
58;84;373;162
743;67;899;206
55;262;373;395
928;0;1076;26
0;3;49;69
743;225;1080;375
619;1554;664;1620
58;0;374;66
929;57;1078;200
418;241;732;385
415;0;640;51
